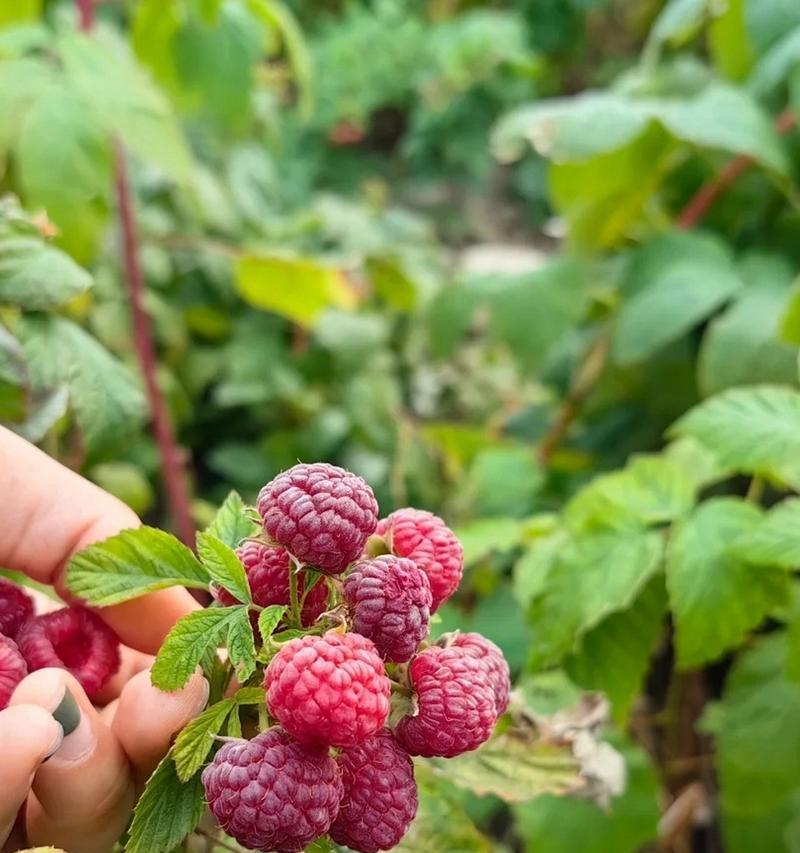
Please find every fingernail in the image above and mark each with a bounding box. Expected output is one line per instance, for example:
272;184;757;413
43;724;65;761
51;688;81;736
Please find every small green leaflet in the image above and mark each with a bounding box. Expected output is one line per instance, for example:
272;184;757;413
174;687;267;781
66;527;209;606
151;606;254;691
227;605;257;683
258;604;288;639
126;751;205;853
206;490;258;548
197;531;251;603
733;498;800;569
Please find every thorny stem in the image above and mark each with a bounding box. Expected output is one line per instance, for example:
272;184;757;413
76;0;93;30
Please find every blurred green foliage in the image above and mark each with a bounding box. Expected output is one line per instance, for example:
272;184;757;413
3;0;800;849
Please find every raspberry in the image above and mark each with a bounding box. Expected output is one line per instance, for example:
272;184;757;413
376;508;463;612
0;578;34;639
265;630;390;748
330;729;418;852
213;542;328;627
16;607;120;699
202;728;342;853
0;635;27;710
445;632;511;715
394;645;496;757
344;556;432;662
258;463;379;575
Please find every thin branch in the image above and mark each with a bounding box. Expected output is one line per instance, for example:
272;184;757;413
114;144;196;547
676;108;795;230
194;827;244;853
76;0;94;30
537;327;611;466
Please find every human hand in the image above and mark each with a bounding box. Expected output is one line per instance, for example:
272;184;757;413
0;427;206;853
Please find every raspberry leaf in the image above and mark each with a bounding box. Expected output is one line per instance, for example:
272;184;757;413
152;606;251;691
197;531;251;603
206;490;258;549
258;604;288;641
227;605;257;682
127;751;205;853
173;698;237;782
732;497;800;569
66;527;209;606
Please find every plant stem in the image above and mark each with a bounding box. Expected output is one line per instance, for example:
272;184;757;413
114;144;197;548
746;474;765;505
74;0;196;549
288;563;301;627
676;108;795;230
195;827;243;853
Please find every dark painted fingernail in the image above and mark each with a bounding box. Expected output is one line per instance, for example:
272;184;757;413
51;688;80;736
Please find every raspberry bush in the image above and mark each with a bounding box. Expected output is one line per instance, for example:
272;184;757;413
64;464;525;853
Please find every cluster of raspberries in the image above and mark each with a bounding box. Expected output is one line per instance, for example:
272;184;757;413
203;463;510;852
0;578;120;709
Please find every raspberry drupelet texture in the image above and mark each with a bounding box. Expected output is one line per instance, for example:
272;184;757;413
344;556;432;662
0;578;34;639
0;635;27;710
16;606;120;698
376;508;463;612
330;729;418;853
257;463;379;575
446;632;511;715
202;728;343;853
265;630;391;748
395;645;497;758
213;542;328;627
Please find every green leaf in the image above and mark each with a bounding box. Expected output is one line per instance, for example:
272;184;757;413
0;213;92;309
564;454;697;532
258;605;288;640
566;576;667;725
699;269;798;395
702;633;800;817
748;25;800;97
465;447;543;517
232;686;266;705
734;498;800;570
646;0;707;53
613;232;743;365
670;385;800;488
151;606;250;692
226;605;257;682
708;0;754;80
126;752;205;853
455;517;526;565
173;698;235;782
0;0;41;24
197;532;250;603
524;526;663;668
67;527;208;606
0;57;54;153
235;253;355;327
18;315;145;454
666;498;789;669
429;733;578;803
206;490;258;549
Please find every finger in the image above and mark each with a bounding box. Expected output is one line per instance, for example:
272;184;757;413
0;704;64;848
11;669;135;853
0;426;199;654
92;645;153;707
112;668;209;790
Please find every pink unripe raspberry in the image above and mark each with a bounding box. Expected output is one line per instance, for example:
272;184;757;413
213;542;328;628
0;578;34;639
257;463;379;575
16;607;120;699
376;508;463;611
445;632;511;715
0;635;27;710
265;630;391;748
344;556;432;662
395;645;497;758
330;729;418;852
202;728;343;853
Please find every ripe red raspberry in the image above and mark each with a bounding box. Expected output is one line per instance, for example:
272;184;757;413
257;463;379;575
376;508;463;611
445;632;511;715
395;645;496;757
0;578;34;639
202;728;343;853
265;630;390;748
330;729;418;852
0;635;27;710
16;607;120;699
344;556;432;662
213;542;328;627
